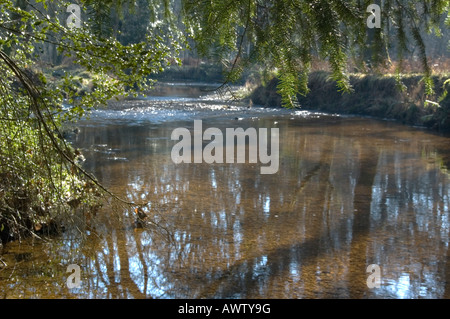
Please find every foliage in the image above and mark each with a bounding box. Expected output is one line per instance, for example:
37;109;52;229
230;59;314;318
0;0;449;241
250;72;450;130
182;0;449;107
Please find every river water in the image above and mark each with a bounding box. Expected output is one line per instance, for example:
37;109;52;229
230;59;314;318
1;82;450;299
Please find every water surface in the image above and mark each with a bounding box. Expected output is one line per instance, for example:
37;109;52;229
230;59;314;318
1;84;450;299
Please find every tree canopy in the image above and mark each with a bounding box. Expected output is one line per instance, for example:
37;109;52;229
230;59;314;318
2;1;449;107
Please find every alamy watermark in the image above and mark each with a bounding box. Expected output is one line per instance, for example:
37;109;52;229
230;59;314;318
65;3;380;30
171;120;279;174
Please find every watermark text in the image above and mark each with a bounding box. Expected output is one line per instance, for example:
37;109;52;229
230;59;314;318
66;264;81;288
67;4;81;29
171;120;279;174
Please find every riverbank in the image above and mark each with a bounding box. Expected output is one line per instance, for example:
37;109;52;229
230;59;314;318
31;64;450;133
249;71;450;133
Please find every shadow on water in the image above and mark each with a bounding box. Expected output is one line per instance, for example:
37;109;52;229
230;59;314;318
1;84;450;299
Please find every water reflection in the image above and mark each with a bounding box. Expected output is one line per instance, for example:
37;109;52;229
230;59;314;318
1;112;450;299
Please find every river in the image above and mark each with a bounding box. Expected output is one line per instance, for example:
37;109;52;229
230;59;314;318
1;82;450;299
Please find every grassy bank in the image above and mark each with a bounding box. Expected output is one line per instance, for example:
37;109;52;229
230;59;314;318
250;71;450;132
150;64;225;82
